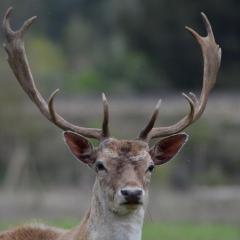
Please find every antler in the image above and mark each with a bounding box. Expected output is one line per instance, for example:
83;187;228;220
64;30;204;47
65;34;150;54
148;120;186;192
139;13;222;141
3;7;110;140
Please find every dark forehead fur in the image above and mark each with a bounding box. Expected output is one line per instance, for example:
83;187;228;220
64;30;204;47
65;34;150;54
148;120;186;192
99;138;149;157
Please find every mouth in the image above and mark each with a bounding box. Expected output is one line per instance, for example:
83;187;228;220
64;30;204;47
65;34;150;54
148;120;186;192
121;200;143;206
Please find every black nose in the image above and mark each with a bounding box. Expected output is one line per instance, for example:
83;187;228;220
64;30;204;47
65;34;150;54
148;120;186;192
121;188;143;204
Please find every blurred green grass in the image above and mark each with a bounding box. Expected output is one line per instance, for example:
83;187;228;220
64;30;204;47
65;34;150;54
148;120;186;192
1;220;239;240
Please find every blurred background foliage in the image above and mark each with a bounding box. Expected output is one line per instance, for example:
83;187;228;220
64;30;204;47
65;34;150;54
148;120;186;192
0;0;240;191
1;0;240;94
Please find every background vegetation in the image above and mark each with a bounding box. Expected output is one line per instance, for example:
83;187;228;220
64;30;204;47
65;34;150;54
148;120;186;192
0;0;240;95
0;0;240;236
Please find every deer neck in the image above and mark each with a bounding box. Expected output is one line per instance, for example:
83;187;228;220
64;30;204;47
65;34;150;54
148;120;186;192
78;180;145;240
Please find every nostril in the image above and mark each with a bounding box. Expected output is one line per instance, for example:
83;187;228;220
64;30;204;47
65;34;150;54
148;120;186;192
121;189;130;197
134;189;143;197
121;188;143;199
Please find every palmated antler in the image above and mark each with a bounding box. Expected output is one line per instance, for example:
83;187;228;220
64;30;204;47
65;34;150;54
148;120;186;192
139;13;222;141
3;7;110;140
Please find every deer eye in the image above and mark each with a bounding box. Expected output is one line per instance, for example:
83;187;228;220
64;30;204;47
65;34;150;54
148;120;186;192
95;162;107;172
147;164;155;173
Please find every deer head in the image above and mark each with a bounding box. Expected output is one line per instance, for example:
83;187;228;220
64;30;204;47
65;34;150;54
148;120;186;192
63;131;188;214
3;8;221;216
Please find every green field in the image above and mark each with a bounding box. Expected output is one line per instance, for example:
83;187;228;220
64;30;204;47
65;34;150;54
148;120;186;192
1;220;239;240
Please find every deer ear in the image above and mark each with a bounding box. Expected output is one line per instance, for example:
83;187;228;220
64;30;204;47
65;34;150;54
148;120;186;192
150;133;188;165
63;131;96;165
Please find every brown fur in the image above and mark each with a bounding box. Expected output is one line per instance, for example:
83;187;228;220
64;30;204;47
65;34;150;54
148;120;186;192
0;224;65;240
100;139;149;157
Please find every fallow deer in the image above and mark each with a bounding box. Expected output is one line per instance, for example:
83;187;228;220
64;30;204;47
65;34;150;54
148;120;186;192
1;7;221;240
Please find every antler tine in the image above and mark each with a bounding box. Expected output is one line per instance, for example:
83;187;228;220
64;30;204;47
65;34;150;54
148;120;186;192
2;7;14;40
142;13;221;140
3;7;108;140
145;93;195;140
138;99;161;140
101;93;110;139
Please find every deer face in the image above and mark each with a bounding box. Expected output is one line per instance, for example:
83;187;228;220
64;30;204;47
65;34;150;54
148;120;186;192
64;131;188;215
95;138;152;215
